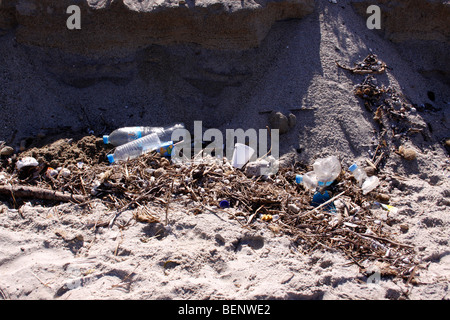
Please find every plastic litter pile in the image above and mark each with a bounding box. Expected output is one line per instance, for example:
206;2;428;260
0;126;417;283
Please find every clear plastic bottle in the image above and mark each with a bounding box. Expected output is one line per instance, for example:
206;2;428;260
295;171;318;191
107;133;161;163
312;156;342;186
103;123;185;146
348;163;368;187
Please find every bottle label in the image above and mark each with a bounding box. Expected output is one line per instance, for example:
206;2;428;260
127;130;142;140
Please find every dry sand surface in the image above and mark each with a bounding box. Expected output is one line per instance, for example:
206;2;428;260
0;0;449;300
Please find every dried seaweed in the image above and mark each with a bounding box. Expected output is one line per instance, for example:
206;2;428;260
0;145;418;282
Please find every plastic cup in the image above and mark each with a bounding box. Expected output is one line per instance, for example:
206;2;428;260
231;143;255;169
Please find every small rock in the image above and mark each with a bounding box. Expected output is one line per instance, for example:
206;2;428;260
445;138;450;147
288;113;297;128
288;203;300;213
269;111;290;134
398;145;417;161
0;146;14;156
154;167;165;178
399;224;409;233
60;168;71;178
376;193;390;203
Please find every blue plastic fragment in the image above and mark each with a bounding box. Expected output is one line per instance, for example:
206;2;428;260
219;200;230;208
311;191;336;213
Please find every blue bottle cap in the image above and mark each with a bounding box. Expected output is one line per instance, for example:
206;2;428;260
349;163;358;172
103;135;109;144
219;200;230;208
107;154;115;164
295;175;303;184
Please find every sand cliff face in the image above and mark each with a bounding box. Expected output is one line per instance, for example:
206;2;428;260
1;0;448;87
1;0;315;52
0;0;448;154
0;0;315;89
351;0;450;85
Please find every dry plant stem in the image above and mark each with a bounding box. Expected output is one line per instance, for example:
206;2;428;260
31;271;52;288
165;180;174;225
0;184;87;203
349;229;414;249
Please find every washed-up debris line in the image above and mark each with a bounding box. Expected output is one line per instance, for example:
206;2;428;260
336;54;387;75
0;140;417;283
337;54;431;168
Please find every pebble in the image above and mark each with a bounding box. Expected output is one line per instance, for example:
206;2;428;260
60;168;71;178
288;113;297;128
0;146;14;156
288;203;300;213
399;145;417;161
269;111;290;134
154;167;165;178
376;193;390;203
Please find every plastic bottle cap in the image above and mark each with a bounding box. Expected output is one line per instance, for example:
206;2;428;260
349;163;358;172
103;135;109;144
219;200;230;208
295;175;303;184
107;154;115;164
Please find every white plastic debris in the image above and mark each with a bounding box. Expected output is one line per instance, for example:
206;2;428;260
60;168;71;178
16;157;39;170
45;168;58;178
245;156;279;177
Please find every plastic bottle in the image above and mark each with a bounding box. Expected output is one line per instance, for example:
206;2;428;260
348;163;379;194
348;163;368;187
107;133;161;164
295;171;318;191
103;123;185;146
361;176;380;195
312;156;342;186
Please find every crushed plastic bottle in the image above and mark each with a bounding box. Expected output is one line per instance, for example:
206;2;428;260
103;123;185;146
348;163;368;187
349;163;379;194
107;133;161;164
295;171;318;191
312;156;342;186
361;176;380;195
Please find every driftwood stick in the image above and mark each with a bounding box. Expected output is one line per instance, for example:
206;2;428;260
0;184;88;203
